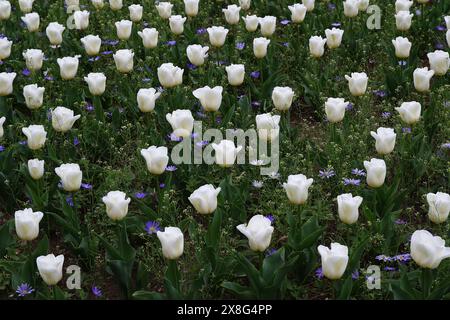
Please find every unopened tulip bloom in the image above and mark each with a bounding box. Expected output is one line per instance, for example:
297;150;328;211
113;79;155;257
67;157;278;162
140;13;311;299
309;36;327;58
427;192;450;224
138;28;159;49
343;0;359;18
318;243;348;279
113;49;134;73
21;12;40;32
325;97;348;123
74;10;89;30
169;15;187;35
395;11;413;31
207;26;229;47
23;49;44;71
239;0;251;10
413;67;434;93
0;1;11;20
225;64;245;86
157;227;184;259
392;36;412;59
166;109;194;138
137;88;161;112
256;113;280;142
157;63;183;88
57;56;80;80
370;127;396;155
283;174;313;205
55;163;82;192
84;73;106;96
184;0;199;17
259;16;276;37
302;0;315;11
337;193;363;224
186;44;209;66
288;4;307;23
0;116;5;139
129;4;143;22
427;50;449;76
192;86;222;112
36;254;64;285
23;84;45;109
81;35;101;55
395;0;413;13
237;215;274;252
447;30;450;48
15;208;43;241
22;125;46;150
46;22;65;46
410;230;450;269
156;2;173;19
445;16;450;30
115;20;132;40
109;0;122;11
28;158;44;180
188;184;221;214
272;86;294;111
345;72;368;96
395;101;421;124
212;140;243;167
140;146;169;175
102;191;131;221
0;72;16;96
363;158;386;188
91;0;104;9
51;107;81;133
358;0;369;11
325;28;344;49
242;15;259;32
19;0;34;13
0;37;11;60
253;37;270;59
223;5;240;25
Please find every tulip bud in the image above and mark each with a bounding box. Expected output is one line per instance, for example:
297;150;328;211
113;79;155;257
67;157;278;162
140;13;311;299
128;4;143;22
137;88;161;112
0;116;5;139
84;73;106;96
21;12;40;32
309;35;327;58
19;0;34;13
325;97;348;123
272;86;294;111
325;28;344;49
289;4;307;23
395;11;413;31
169;15;186;35
109;0;122;11
102;191;131;221
370;127;396;155
0;1;11;20
207;26;229;47
138;28;159;49
0;72;16;96
212;140;243;167
186;45;209;66
46;22;65;46
413;67;434;93
427;50;449;76
188;184;221;214
22;124;46;150
166;109;194;138
345;72;368;96
237;215;274;252
392;37;411;59
184;0;199;17
363;158;386;188
427;192;450;224
256;113;280;142
115;20;132;40
445;16;450;30
395;101;421;124
36;254;64;285
141;146;169;175
225;64;245;86
157;227;184;260
395;0;413;13
91;0;104;9
57;56;80;80
337;193;363;224
447;30;450;48
80;35;101;56
283;174;313;205
302;0;315;11
156;2;173;19
74;10;90;30
23;84;45;109
0;37;12;60
253;37;270;59
28;158;44;180
157;63;183;88
239;0;251;10
318;243;348;279
258;16;276;37
55;163;82;191
23;49;44;72
343;0;359;18
358;0;370;11
15;208;43;240
192;86;222;112
113;49;134;73
223;5;241;25
242;15;259;32
51;106;81;133
410;230;450;269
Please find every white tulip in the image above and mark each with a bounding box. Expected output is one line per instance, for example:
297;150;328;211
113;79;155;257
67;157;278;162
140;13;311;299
343;0;359;18
137;88;161;112
258;16;276;37
392;36;412;59
289;4;307;23
395;11;413;31
55;163;82;192
337;193;363;224
253;37;270;59
0;37;11;60
395;0;413;13
74;10;90;30
23;84;45;110
325;97;348;123
57;56;80;80
445;16;450;30
128;4;143;22
447;30;450;48
427;50;449;76
0;72;16;96
184;0;199;17
272;86;294;111
358;0;370;11
0;1;11;20
242;15;259;32
427;192;450;224
102;191;131;221
115;20;132;40
325;28;344;49
22;125;46;150
283;174;313;205
211;140;243;167
28;158;44;180
113;49;134;73
239;0;251;10
36;254;64;285
302;0;315;11
318;243;348;279
91;0;104;9
51;107;80;133
65;0;79;7
187;44;209;66
363;158;386;188
80;35;101;56
157;63;183;88
255;113;280;142
395;101;421;124
21;12;40;32
109;0;122;11
84;73;106;96
169;15;186;35
192;86;222;112
157;227;184;260
188;184;221;214
23;49;44;71
345;72;368;96
413;67;434;93
0;116;5;139
225;64;245;86
15;208;43;240
46;22;65;46
138;28;159;49
166;109;194;138
237;215;274;252
309;36;327;58
19;0;34;13
207;26;229;47
410;230;450;269
140;146;169;175
370;127;396;155
223;5;241;25
156;2;173;19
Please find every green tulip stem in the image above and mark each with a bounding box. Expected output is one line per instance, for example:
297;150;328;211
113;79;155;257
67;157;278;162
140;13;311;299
93;95;104;122
421;268;433;299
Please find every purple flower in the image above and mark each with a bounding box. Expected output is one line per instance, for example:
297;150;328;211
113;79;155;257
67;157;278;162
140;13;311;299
44;75;54;81
81;183;92;190
92;286;102;297
196;28;206;35
375;254;391;262
196;111;207;118
373;90;387;98
73;137;80;146
0;146;5;152
402;127;411;134
166;165;177;172
315;267;324;279
266;248;277;257
19;140;27;145
66;195;74;207
215;116;222;124
435;25;446;31
381;112;391;119
343;178;361;186
399;60;407;67
352;270;360;280
266;215;275;224
251;101;261;108
282;42;289;47
319;168;335;179
351;168;366;177
328;3;337;10
22;69;31;76
280;19;290;25
145;221;161;234
394;253;411;263
166;40;177;46
195;140;209;148
346;103;354;111
236;42;245;50
16;283;34;297
435;42;445;50
134;192;147;199
395;219;407;225
101;50;113;55
441;143;450;149
250;71;260;79
384;266;397;272
415;9;421;16
88;56;101;62
331;22;341;28
85;102;94;112
187;62;197;70
142;77;151;83
159;183;166;188
168;133;183;142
